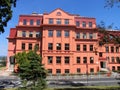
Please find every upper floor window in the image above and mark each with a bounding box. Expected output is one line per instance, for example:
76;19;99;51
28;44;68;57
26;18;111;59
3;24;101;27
82;21;86;27
83;45;87;51
56;30;61;37
49;18;53;24
89;33;93;39
76;44;80;51
65;43;69;50
90;45;93;51
21;43;25;50
83;33;87;39
64;31;69;37
64;57;70;64
89;22;92;27
30;19;33;25
36;32;41;37
48;56;53;64
56;19;61;24
76;32;80;39
23;19;27;25
116;47;119;53
64;19;69;25
56;43;61;50
76;21;80;27
22;31;26;37
99;52;103;57
105;46;109;53
116;57;120;64
56;56;61;64
29;32;33;37
111;46;114;53
48;30;53;37
111;57;115;63
36;19;40;25
48;43;53;50
76;57;80;63
90;57;94;63
28;43;32;50
83;57;87;63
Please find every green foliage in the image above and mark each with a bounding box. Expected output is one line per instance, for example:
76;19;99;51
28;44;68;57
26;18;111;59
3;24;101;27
0;0;17;33
15;51;47;90
105;0;120;8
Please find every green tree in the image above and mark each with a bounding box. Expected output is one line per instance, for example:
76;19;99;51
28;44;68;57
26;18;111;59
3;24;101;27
0;0;17;33
105;0;120;8
15;51;46;90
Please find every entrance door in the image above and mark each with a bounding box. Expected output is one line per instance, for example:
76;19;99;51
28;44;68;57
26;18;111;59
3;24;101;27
100;62;106;68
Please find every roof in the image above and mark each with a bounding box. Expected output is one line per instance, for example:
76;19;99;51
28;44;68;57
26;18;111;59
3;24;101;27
8;28;17;39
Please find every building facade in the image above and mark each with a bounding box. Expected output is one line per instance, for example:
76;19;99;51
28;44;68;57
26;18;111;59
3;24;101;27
7;8;120;75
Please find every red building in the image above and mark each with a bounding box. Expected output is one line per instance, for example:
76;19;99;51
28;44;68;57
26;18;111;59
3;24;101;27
7;8;120;75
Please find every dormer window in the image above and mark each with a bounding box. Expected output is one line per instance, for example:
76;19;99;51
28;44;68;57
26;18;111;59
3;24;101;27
57;12;61;16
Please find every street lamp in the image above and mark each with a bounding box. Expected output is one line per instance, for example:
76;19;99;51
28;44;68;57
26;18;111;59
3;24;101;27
86;63;88;86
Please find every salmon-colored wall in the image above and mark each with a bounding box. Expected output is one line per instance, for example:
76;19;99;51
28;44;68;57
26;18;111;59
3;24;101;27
7;8;120;75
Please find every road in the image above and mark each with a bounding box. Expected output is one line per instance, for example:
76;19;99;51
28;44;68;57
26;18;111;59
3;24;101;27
0;76;120;89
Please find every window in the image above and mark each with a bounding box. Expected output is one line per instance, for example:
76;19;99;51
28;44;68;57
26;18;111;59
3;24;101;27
56;19;61;24
48;30;53;37
22;31;26;37
64;19;69;25
28;43;32;50
77;68;81;73
89;33;93;39
56;30;61;37
65;43;69;50
76;21;80;27
23;19;27;25
112;66;115;71
82;21;86;27
99;52;102;57
105;46;109;53
36;19;40;25
116;47;119;53
21;43;25;50
65;69;69;74
76;44;80;51
48;69;52;74
56;43;61;50
56;69;61;74
90;68;94;73
83;57;87;63
117;66;120;71
111;46;114;53
83;33;87;39
35;44;39;51
76;32;80;39
83;45;87;51
29;32;33;37
64;31;69;37
49;18;53;24
89;22;92;27
36;32;41;37
56;56;61;64
64;57;70;64
90;57;94;64
48;56;53;64
116;57;120;64
90;45;93;51
76;57;80;63
30;19;33;25
48;43;53;50
111;57;115;63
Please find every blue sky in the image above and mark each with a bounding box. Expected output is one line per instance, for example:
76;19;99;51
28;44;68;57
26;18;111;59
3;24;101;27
0;0;119;56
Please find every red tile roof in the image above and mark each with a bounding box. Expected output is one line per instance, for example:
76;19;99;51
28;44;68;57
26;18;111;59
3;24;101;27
8;28;17;39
